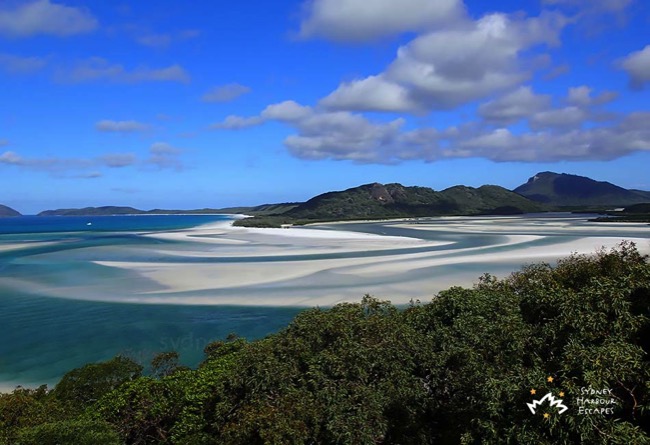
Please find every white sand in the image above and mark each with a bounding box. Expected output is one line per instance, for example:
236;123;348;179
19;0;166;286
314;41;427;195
80;215;650;306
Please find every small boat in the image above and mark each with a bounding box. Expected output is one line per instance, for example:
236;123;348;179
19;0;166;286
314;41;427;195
86;222;92;226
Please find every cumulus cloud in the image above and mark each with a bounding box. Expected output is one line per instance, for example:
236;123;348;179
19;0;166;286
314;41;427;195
60;57;190;84
452;112;650;162
621;45;650;90
95;120;151;133
298;0;465;42
528;106;588;130
214;90;650;164
566;85;617;106
210;115;264;130
214;101;417;163
0;0;97;37
320;12;569;112
201;83;251;102
479;86;551;124
0;53;46;74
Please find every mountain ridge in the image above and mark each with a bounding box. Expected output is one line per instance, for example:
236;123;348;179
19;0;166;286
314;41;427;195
513;171;650;207
235;182;546;227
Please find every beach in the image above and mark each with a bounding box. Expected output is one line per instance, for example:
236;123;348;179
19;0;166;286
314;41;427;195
83;214;650;306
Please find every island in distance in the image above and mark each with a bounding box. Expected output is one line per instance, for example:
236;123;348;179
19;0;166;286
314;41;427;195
0;204;20;217
6;171;650;225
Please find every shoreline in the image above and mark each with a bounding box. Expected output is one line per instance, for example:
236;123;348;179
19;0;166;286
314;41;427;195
2;214;650;392
73;215;650;306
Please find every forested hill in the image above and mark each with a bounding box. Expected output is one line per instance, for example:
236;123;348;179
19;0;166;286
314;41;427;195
0;204;20;217
514;171;650;207
235;182;545;227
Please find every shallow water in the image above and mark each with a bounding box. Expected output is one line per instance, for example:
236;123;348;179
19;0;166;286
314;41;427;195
1;213;648;389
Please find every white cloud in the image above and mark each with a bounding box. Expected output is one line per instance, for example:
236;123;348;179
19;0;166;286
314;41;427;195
147;142;183;170
210;115;264;130
261;101;312;121
95;120;151;133
0;150;93;172
298;0;465;42
212;101;410;163
201;83;251;102
0;53;46;74
0;150;21;164
61;58;190;84
99;153;137;168
452;113;650;162
566;85;617;106
479;86;551;124
321;12;569;112
0;0;97;37
529;106;588;130
621;45;650;90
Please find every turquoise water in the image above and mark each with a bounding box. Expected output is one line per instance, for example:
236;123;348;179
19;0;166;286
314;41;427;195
1;213;648;389
0;215;303;388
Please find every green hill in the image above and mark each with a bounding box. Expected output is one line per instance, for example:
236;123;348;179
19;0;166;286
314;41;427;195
514;171;650;207
236;182;546;227
0;204;21;217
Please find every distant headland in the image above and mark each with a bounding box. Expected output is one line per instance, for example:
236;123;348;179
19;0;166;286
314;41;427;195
2;172;649;225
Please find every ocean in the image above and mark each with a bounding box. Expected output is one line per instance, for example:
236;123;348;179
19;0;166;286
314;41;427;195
0;215;303;389
1;213;648;390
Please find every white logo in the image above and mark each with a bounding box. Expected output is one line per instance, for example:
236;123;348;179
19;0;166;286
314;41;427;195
527;392;569;415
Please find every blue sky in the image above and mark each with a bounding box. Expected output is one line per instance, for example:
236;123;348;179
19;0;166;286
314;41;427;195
1;0;649;214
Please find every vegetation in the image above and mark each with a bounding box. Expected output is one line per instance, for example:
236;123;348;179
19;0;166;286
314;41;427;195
235;182;546;227
590;202;650;223
1;242;649;444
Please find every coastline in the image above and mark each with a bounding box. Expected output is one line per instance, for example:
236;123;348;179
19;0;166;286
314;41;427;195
79;214;650;306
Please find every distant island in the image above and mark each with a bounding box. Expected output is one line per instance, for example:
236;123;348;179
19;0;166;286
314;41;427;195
0;204;20;217
14;171;650;226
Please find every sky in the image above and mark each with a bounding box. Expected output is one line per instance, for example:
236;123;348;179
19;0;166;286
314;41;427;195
1;0;649;214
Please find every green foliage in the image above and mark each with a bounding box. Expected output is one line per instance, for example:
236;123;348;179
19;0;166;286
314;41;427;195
237;182;546;227
16;419;121;445
150;352;189;379
3;243;649;444
0;386;65;445
53;355;143;410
